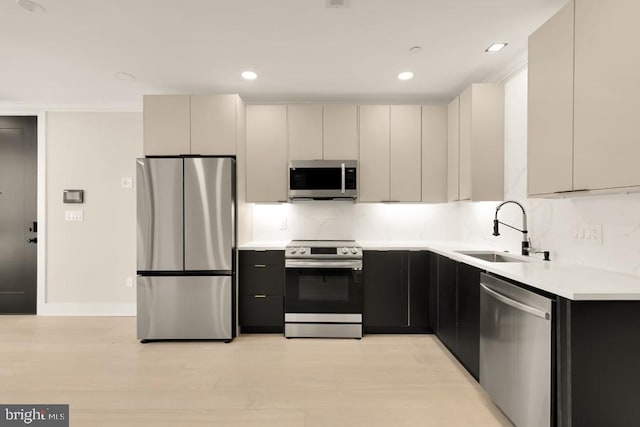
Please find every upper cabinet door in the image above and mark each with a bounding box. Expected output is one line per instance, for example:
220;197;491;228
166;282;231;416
573;0;640;191
246;105;287;202
359;105;390;202
143;95;190;156
458;88;472;201
190;95;237;155
287;105;323;160
323;105;359;160
469;84;504;201
390;105;422;202
422;105;448;203
447;98;460;202
528;1;574;196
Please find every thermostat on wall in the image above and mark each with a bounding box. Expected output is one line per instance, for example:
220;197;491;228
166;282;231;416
63;189;84;204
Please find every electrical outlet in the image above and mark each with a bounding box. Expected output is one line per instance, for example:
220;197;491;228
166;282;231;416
590;224;603;244
126;277;134;288
121;177;133;189
574;223;603;244
280;217;287;230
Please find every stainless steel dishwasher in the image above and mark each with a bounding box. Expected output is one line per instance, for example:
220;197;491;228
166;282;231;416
479;273;553;427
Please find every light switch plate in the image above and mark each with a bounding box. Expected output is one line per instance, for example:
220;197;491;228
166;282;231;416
65;210;83;222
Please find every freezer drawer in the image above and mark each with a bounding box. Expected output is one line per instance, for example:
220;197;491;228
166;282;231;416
136;158;184;271
137;276;232;340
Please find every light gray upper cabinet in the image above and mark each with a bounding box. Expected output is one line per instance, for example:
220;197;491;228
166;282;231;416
528;0;574;196
528;0;640;196
360;105;424;202
454;84;504;201
323;105;359;160
245;105;287;202
287;105;323;160
144;94;238;156
190;94;238;155
573;0;640;191
143;95;191;156
422;105;448;203
447;97;460;202
390;105;422;202
287;104;359;161
359;105;390;202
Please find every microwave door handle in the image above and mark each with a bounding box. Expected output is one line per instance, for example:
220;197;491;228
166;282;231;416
341;163;345;194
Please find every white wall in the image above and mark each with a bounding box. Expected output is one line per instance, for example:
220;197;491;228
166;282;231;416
44;112;141;314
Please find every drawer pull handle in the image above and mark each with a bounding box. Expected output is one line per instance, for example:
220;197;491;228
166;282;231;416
254;264;267;268
254;294;267;298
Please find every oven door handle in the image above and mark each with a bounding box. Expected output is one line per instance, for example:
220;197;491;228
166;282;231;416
285;259;362;270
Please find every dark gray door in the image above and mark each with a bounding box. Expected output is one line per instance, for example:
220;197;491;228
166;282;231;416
0;116;37;314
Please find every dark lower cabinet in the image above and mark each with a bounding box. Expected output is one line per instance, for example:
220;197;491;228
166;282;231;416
239;250;285;333
363;250;431;333
556;298;640;427
456;263;480;380
436;256;458;352
408;252;430;329
434;254;481;380
239;296;283;331
363;251;404;330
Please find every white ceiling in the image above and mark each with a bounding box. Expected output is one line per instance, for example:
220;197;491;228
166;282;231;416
0;0;567;107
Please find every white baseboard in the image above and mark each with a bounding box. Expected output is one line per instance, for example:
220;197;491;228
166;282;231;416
37;303;136;316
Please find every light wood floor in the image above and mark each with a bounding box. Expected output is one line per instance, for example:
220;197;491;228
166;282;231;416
0;316;512;426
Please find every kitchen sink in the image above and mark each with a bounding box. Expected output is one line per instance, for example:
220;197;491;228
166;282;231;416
455;251;530;263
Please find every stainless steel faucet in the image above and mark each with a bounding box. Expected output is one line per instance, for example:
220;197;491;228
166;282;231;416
493;200;531;256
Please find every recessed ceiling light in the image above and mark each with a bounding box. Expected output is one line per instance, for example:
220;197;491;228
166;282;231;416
241;71;258;80
16;0;45;13
485;43;508;53
115;72;136;81
398;71;414;81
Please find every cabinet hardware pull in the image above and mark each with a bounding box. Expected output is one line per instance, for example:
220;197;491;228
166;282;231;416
254;295;267;298
554;188;589;194
254;264;267;268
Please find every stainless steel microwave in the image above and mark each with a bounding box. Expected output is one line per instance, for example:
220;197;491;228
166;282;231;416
288;160;357;200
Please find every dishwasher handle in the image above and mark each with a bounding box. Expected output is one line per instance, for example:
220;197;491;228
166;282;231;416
480;283;550;320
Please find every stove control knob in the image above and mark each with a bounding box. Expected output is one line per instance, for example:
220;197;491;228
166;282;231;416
341;247;349;254
351;248;358;255
299;248;307;254
289;248;297;254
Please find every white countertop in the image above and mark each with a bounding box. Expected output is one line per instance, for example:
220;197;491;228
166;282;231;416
238;240;640;301
238;241;290;251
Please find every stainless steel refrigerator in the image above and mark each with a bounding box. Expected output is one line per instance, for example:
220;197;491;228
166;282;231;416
136;157;235;342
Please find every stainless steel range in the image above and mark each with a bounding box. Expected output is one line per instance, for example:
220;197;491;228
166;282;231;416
285;240;363;338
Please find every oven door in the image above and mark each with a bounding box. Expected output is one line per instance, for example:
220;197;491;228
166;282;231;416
285;260;362;314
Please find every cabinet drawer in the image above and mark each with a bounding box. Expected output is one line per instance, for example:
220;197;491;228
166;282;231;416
239;250;285;267
239;264;284;296
240;295;284;329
